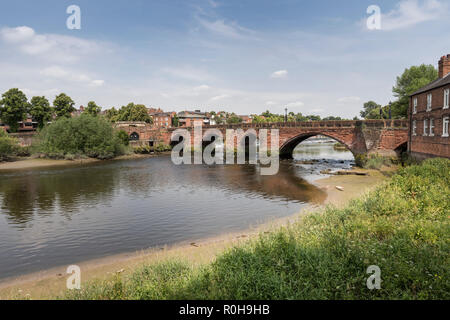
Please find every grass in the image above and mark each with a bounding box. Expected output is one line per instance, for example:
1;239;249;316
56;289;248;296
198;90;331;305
65;158;450;300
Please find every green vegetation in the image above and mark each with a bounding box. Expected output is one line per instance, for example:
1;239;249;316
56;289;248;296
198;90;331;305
0;130;19;161
106;103;152;124
0;88;29;132
53;93;76;119
29;96;52;128
333;142;347;151
85;101;102;116
355;154;398;169
66;158;449;300
37;114;126;160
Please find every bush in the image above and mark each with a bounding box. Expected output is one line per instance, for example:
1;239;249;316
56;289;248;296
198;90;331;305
116;130;130;146
0;130;18;160
66;158;450;300
37;115;126;160
155;143;171;153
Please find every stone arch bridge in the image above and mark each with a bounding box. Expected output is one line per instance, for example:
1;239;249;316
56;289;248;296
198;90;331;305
117;120;409;159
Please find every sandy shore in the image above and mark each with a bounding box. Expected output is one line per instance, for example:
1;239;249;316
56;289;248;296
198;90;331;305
0;154;164;171
0;166;392;300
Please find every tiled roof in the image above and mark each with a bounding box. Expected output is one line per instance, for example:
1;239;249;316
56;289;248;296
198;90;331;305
410;73;450;96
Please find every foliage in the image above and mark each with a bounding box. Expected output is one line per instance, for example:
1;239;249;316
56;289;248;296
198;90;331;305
0;88;29;132
116;130;130;146
133;143;171;154
29;96;52;128
226;113;243;124
37;114;125;159
360;101;382;119
172;114;179;127
0;130;18;160
53;93;76;119
85;101;101;116
66;159;450;300
392;64;438;118
108;103;152;123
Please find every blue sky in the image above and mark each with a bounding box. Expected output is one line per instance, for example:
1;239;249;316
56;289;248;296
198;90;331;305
0;0;449;118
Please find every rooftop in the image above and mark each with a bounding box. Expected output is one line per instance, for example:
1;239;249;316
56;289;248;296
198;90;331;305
410;72;450;96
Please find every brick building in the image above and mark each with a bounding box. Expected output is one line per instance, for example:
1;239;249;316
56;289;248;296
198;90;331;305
151;112;176;128
178;110;211;127
408;55;450;160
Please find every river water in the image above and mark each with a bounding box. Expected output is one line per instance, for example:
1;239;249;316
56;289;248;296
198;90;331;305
0;141;353;280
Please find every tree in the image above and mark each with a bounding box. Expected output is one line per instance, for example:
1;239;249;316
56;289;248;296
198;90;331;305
86;101;101;116
53;93;75;118
105;107;119;122
227;114;243;124
172;114;179;127
392;64;438;118
0;129;18;160
360;101;381;119
0;88;29;132
37;114;126;159
116;103;152;123
29;96;52;128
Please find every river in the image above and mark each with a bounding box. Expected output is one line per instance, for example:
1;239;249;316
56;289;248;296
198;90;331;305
0;140;353;280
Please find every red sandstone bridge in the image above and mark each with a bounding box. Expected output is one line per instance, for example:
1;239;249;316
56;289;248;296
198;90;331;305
117;119;409;159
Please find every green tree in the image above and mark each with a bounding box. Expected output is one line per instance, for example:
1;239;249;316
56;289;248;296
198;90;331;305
105;107;119;122
227;114;243;124
86;101;101;116
360;101;382;119
116;103;152;123
392;64;438;118
0;88;29;132
116;130;130;146
29;96;52;128
172;114;179;127
53;93;75;118
37;114;125;159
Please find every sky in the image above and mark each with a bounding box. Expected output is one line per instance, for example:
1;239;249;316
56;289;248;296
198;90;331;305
0;0;449;118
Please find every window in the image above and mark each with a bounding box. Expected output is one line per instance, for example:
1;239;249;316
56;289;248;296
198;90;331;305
423;119;428;136
412;120;417;136
444;89;449;109
443;117;449;137
413;98;417;114
427;94;432;111
429;118;434;136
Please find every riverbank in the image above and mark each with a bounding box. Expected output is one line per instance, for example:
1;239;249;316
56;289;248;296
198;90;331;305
0;153;168;171
59;158;447;300
0;165;391;299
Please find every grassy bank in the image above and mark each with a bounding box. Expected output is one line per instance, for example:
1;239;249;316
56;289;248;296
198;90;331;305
65;158;449;300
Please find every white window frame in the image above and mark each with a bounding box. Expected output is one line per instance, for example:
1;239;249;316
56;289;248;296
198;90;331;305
443;117;449;137
427;93;432;111
444;89;449;109
412;120;417;136
413;98;417;114
429;118;434;136
423;119;428;136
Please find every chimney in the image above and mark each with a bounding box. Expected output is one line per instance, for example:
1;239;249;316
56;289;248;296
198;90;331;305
438;54;450;78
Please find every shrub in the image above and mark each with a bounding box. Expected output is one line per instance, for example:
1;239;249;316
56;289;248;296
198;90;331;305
37;115;126;160
155;143;171;153
116;130;130;146
0;130;18;160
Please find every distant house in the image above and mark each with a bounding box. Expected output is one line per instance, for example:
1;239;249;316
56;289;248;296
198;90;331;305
151;111;176;128
408;54;450;160
71;105;85;117
239;115;252;124
0;117;38;133
178;110;211;127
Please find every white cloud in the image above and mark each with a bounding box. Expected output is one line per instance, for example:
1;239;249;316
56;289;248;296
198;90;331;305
40;66;104;87
1;26;108;63
338;96;361;103
372;0;447;31
210;94;230;101
286;101;304;108
270;70;288;79
197;18;256;40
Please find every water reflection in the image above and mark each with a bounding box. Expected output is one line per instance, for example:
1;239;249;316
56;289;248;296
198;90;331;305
0;141;351;279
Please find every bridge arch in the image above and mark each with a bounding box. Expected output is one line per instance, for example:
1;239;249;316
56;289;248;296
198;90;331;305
279;132;354;159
